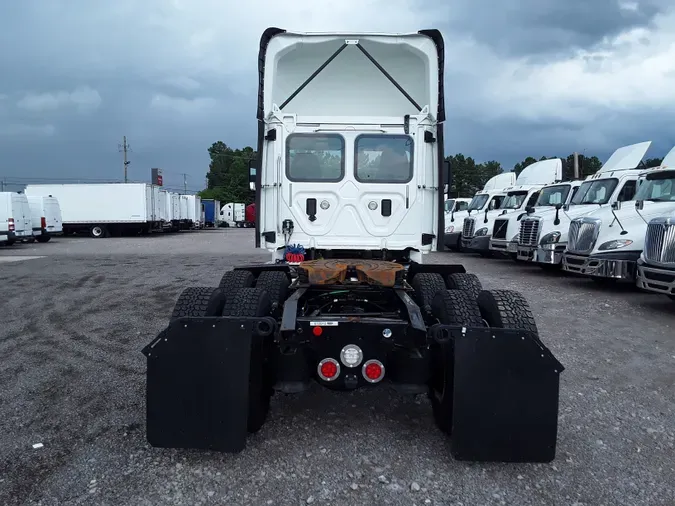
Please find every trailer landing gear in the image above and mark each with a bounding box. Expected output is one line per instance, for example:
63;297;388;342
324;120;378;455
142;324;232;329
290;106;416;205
143;260;564;462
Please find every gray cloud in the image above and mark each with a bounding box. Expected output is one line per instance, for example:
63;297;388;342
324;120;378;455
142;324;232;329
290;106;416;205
1;0;674;191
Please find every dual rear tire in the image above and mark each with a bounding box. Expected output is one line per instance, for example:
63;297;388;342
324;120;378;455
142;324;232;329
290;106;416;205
171;269;291;434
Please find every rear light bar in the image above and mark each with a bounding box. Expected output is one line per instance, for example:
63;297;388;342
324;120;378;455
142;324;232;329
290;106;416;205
317;358;340;381
8;218;15;232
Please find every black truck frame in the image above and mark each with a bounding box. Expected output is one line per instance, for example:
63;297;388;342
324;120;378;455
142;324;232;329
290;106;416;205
143;260;564;463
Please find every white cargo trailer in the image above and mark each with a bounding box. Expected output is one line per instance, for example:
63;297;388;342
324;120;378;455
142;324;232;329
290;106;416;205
24;183;163;238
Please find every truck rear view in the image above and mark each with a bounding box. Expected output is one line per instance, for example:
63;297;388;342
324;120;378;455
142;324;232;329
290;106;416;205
142;28;565;464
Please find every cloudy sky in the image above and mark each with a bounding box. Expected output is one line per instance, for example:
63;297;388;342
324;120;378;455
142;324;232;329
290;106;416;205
1;0;674;192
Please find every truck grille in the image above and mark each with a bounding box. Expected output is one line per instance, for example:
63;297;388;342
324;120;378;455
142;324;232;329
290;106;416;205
462;217;476;238
492;218;509;240
519;218;541;246
567;218;600;254
644;218;675;265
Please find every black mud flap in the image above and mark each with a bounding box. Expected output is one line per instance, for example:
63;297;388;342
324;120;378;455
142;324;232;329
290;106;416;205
141;316;275;452
431;325;564;463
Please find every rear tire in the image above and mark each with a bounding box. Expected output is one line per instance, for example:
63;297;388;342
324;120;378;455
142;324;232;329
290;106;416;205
90;225;107;238
411;272;447;314
221;287;274;433
218;269;255;291
171;286;227;319
476;289;539;337
36;235;51;243
445;273;482;300
428;290;484;434
255;270;290;316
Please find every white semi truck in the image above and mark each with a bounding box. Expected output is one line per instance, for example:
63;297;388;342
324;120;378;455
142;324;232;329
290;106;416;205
143;28;564;463
515;141;652;268
444;172;516;251
561;145;675;285
462;158;563;256
490;179;582;257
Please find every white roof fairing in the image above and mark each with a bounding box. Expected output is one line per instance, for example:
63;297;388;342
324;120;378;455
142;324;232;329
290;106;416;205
258;29;443;121
597;141;652;173
515;158;562;185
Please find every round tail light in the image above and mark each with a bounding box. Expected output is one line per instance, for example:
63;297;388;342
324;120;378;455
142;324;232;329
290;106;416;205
317;358;340;381
362;359;385;383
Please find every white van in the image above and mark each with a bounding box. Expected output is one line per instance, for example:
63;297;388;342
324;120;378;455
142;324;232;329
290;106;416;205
0;192;33;245
26;195;63;243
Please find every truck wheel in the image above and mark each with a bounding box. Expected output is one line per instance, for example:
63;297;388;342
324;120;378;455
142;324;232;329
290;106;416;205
170;287;227;319
428;290;484;434
476;289;539;338
255;270;290;316
411;273;447;314
36;235;51;243
221;287;274;433
445;273;482;300
218;269;255;291
89;225;107;238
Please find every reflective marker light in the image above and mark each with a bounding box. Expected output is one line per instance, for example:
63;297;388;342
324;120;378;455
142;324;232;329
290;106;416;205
318;358;340;381
362;359;385;383
340;345;363;368
312;326;323;336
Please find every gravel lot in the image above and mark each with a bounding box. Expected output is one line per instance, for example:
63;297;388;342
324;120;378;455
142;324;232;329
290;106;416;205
1;228;673;506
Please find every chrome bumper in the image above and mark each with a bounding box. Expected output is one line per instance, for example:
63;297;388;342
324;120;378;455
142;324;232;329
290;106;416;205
562;253;636;280
516;244;564;264
489;238;513;251
635;259;675;295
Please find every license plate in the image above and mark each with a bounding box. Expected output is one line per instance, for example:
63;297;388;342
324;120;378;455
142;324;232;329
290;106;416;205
507;243;517;252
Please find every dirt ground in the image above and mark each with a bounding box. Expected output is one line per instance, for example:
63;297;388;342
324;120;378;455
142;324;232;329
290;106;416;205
1;229;673;506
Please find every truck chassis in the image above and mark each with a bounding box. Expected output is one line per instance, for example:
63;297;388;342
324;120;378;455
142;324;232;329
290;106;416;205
143;259;564;463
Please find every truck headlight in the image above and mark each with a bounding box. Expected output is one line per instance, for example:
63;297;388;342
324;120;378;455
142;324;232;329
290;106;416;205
475;228;488;237
445;225;454;233
598;239;633;251
540;231;561;245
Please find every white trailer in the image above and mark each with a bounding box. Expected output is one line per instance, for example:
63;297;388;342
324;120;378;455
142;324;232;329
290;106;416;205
24;183;163;238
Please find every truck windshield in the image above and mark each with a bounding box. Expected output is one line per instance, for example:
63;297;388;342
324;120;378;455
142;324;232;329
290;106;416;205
355;134;413;183
634;173;675;201
535;184;571;206
570;178;618;205
467;194;489;211
502;191;528;209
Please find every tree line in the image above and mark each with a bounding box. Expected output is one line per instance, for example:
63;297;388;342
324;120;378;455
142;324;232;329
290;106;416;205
198;141;665;203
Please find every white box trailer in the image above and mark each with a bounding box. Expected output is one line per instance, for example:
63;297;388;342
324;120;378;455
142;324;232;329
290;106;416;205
24;183;163;238
179;195;189;229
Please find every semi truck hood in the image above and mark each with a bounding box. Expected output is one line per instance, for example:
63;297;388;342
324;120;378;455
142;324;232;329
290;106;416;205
588;201;675;255
535;203;607;241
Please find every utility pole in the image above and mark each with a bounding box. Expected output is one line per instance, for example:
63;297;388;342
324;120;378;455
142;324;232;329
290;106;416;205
573;152;579;179
183;173;188;193
118;136;131;182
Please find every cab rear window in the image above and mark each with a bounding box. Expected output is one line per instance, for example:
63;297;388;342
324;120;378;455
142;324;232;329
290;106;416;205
286;134;344;182
355;134;413;183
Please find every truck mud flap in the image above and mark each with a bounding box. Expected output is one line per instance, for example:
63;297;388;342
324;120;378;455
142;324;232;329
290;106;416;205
141;316;276;452
431;325;564;463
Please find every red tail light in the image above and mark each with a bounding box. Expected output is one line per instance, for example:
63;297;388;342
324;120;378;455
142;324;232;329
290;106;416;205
8;218;15;232
362;359;385;383
317;358;340;382
41;216;47;228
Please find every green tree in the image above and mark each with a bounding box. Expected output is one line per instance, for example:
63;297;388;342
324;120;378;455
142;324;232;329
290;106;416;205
512;157;538;177
446;154;503;197
200;142;256;204
643;158;663;168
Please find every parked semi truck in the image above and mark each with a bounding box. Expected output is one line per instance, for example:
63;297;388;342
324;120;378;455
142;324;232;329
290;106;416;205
516;141;652;268
24;183;164;238
143;28;564;463
561;145;675;285
444;172;516;251
462;158;563;256
219;202;245;227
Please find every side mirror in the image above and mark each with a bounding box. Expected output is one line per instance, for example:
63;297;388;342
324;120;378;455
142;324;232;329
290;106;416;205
563;203;570;211
635;200;644;211
611;201;621;211
249;166;256;183
442;160;450;186
525;205;535;214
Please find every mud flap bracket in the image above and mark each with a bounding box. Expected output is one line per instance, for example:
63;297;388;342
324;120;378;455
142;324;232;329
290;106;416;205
429;324;564;463
142;316;275;452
